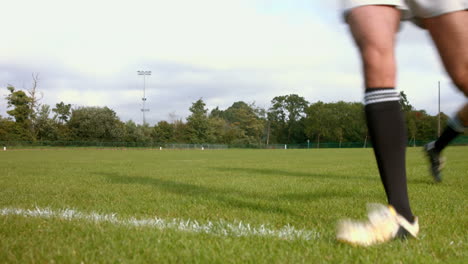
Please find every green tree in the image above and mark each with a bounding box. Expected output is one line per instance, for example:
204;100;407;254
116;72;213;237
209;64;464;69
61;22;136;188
123;120;143;142
268;94;308;144
152;121;175;143
222;101;265;144
305;101;328;147
343;102;367;142
5;86;33;124
412;110;448;141
0;115;19;141
206;117;230;144
172;119;189;143
399;91;418;145
210;107;224;119
138;123;153;144
68;106;124;141
406;111;418;146
399;91;413;112
35;104;59;141
53;101;72;124
186;98;210;144
4;86;34;140
305;101;367;146
331;101;367;143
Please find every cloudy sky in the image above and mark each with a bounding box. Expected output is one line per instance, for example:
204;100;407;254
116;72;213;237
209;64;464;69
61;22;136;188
1;0;465;125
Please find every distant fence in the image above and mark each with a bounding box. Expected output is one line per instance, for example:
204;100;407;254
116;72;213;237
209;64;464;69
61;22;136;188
0;141;227;150
1;136;467;150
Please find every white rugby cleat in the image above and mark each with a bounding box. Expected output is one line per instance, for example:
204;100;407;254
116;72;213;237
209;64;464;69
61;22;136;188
336;204;419;246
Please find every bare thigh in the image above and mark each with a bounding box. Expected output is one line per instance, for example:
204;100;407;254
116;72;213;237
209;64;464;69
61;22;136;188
423;11;468;96
347;6;401;88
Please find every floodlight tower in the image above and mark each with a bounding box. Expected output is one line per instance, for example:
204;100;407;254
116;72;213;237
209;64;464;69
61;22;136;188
137;70;151;125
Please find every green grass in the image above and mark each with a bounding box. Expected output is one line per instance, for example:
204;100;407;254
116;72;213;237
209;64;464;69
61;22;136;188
0;147;467;263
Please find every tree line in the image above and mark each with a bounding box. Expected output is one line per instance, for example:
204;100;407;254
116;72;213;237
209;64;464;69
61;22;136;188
1;82;448;146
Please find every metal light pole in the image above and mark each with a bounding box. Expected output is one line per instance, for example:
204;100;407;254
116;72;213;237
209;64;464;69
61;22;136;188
137;70;151;125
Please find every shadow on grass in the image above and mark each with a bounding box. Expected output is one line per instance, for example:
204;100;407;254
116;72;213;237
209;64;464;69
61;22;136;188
97;171;298;216
407;178;437;185
213;167;435;186
210;167;378;182
280;190;361;201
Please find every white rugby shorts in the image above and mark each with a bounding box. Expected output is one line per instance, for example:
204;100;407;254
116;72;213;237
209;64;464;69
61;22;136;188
343;0;468;23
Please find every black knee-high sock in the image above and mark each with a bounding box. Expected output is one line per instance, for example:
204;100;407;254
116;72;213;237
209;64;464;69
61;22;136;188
364;88;414;222
434;116;464;153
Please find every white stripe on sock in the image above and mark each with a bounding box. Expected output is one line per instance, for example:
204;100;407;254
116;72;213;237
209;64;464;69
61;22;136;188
365;90;400;105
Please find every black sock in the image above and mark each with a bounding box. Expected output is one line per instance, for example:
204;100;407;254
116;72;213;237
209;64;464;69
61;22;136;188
434;117;463;153
364;88;414;222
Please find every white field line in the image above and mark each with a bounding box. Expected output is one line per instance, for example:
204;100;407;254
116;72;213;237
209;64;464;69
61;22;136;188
0;207;319;241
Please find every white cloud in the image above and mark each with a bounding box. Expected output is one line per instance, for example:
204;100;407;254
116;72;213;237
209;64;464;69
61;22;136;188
1;0;465;124
2;0;346;71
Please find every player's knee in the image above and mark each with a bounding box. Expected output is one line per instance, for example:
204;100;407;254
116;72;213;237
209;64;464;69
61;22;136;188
361;45;392;66
359;45;396;85
361;45;394;72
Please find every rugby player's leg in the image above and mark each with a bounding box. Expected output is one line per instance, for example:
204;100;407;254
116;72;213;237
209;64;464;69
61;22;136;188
348;5;414;222
423;11;467;177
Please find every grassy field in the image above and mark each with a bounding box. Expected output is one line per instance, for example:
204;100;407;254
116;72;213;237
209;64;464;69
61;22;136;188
0;147;466;263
